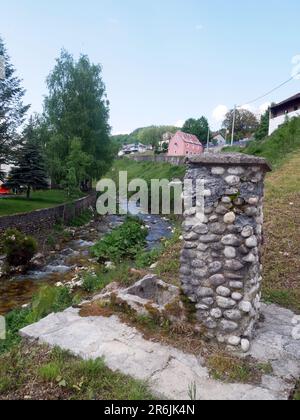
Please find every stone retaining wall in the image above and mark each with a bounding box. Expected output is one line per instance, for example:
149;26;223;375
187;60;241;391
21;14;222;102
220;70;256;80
0;192;97;236
180;153;271;352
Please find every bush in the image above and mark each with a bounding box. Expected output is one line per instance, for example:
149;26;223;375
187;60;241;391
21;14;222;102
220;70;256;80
82;273;107;293
135;247;162;269
1;228;37;267
27;285;73;323
91;217;148;263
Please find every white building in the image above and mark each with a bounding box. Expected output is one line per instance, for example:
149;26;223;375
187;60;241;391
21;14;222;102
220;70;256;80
269;93;300;136
212;134;226;146
0;164;11;184
118;143;151;157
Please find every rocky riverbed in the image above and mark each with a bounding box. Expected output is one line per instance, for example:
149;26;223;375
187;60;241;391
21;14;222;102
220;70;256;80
0;210;174;315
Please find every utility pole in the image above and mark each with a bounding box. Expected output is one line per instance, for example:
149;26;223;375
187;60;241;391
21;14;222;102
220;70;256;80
206;125;210;151
231;105;237;146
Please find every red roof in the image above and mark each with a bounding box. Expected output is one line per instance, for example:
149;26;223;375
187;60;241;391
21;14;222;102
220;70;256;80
172;131;202;146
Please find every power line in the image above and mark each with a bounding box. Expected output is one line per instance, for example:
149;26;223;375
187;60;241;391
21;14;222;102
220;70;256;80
230;71;300;145
238;72;300;108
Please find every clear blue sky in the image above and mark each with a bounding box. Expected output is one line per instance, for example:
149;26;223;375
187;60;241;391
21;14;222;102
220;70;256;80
1;0;300;133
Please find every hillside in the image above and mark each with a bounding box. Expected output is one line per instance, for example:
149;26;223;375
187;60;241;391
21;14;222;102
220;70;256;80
105;158;186;187
262;151;300;312
226;117;300;169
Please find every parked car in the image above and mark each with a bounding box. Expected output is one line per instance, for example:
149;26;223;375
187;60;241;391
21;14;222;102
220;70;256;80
0;185;10;195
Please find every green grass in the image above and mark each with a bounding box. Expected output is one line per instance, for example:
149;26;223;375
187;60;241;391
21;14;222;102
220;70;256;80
0;190;84;217
223;117;300;169
294;382;300;400
0;286;75;356
0;344;155;400
105;158;185;188
260;152;300;313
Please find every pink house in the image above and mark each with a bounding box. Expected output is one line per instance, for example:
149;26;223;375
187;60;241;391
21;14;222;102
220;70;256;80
168;131;204;157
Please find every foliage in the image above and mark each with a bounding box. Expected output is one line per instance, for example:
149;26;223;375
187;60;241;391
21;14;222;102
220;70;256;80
0;189;83;217
111;126;178;150
0;343;155;400
106;158;185;191
135;247;162;269
254;109;270;141
44;50;113;186
6;119;49;198
0;307;32;355
63;167;80;199
82;273;108;293
1;228;37;267
28;285;73;323
242;117;300;167
222;108;259;140
66;137;93;192
182;116;209;142
0;37;30;181
68;209;93;227
91;217;147;263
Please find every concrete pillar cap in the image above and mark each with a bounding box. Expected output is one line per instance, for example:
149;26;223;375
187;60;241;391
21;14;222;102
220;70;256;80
187;153;272;172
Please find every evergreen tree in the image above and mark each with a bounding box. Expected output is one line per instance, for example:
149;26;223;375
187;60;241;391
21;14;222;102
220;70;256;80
255;109;270;141
0;36;30;180
6;121;49;198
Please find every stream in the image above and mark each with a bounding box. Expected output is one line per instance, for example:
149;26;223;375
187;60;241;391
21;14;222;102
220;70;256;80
0;204;173;315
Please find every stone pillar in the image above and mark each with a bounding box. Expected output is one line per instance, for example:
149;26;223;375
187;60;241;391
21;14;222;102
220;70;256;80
180;153;271;352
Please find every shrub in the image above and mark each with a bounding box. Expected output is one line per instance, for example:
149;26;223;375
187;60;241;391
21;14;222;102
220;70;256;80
27;285;73;323
135;247;162;269
1;228;37;267
91;217;147;263
82;274;106;293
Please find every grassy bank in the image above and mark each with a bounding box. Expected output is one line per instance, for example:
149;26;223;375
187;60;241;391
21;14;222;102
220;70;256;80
0;342;155;400
261;151;300;312
224;117;300;169
104;158;186;187
0;190;84;217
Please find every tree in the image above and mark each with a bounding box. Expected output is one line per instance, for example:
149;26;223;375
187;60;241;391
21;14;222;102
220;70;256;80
0;37;30;180
182;117;210;142
67;138;92;191
64;167;79;199
136;126;177;149
222;109;259;141
6;120;48;198
255;109;270;141
44;50;113;186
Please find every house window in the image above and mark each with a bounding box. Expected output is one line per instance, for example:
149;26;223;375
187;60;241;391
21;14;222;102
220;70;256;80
294;106;299;111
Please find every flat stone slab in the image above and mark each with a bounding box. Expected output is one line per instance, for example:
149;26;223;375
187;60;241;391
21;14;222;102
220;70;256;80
20;303;300;400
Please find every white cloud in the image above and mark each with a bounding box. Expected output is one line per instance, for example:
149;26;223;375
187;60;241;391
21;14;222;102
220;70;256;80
212;105;228;123
174;119;184;128
240;104;254;112
259;102;271;114
291;55;300;79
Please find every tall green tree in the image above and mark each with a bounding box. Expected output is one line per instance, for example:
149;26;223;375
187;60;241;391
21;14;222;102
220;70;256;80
0;37;29;180
222;109;259;141
6;120;48;198
182;117;209;142
44;50;113;186
67;138;92;190
255;109;270;141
